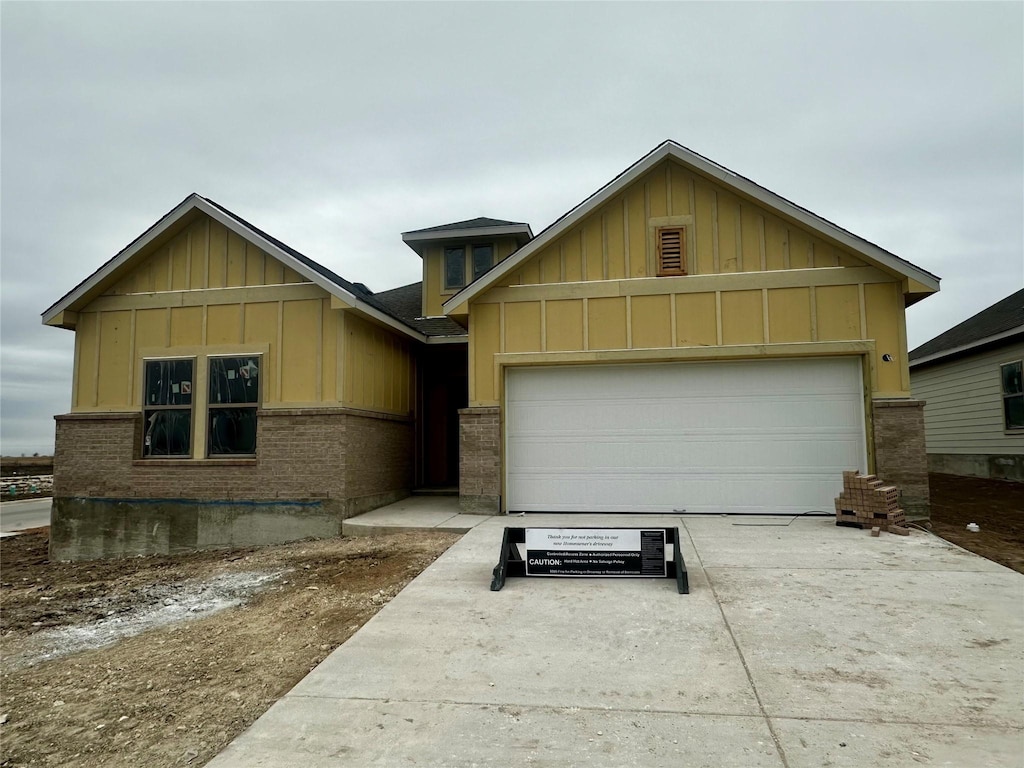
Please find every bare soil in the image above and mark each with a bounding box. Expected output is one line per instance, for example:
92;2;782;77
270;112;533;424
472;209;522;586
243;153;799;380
0;530;459;768
927;472;1024;574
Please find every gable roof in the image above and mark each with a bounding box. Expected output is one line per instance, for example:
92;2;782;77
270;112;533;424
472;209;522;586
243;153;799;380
443;140;941;314
373;282;467;339
41;194;427;342
909;288;1024;367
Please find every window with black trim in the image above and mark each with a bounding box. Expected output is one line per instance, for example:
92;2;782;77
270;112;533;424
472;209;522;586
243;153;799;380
656;227;687;276
1001;360;1023;430
208;356;261;455
472;244;493;281
444;246;466;290
143;358;194;457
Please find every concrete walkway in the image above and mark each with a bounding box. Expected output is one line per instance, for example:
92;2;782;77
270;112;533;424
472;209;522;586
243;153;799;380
209;509;1024;767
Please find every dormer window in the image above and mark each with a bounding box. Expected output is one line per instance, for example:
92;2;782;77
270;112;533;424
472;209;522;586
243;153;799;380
472;244;493;281
444;246;466;290
445;243;495;290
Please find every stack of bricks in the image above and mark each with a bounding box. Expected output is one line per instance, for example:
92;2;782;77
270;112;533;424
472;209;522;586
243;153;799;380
835;471;909;535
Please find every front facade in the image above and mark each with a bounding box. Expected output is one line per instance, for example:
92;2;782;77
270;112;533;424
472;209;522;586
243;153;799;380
909;289;1024;481
44;142;939;560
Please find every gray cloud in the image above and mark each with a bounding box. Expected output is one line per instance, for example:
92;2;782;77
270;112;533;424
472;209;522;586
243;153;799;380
2;1;1021;454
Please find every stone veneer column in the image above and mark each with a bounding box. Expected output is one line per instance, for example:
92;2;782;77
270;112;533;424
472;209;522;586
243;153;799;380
871;399;930;520
459;406;501;513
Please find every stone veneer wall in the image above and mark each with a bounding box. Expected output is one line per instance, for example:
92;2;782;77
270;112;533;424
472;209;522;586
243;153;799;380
51;408;413;560
458;406;501;513
871;399;930;520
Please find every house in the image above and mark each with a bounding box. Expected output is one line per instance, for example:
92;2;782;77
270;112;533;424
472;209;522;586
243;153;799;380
909;288;1024;481
43;141;939;560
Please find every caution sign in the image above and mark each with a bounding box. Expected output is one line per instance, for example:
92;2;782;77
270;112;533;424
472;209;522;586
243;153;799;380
524;528;667;577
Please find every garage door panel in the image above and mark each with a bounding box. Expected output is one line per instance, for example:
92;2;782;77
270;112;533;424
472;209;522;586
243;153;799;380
505;358;867;513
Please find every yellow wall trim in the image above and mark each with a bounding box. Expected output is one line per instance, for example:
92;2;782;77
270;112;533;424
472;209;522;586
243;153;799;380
88;283;324;313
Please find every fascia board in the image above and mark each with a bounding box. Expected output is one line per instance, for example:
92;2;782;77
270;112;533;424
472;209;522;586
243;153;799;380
443;141;939;314
401;225;533;243
909;326;1024;368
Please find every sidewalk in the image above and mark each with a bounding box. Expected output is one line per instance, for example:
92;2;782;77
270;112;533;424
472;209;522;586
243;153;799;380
207;511;1024;767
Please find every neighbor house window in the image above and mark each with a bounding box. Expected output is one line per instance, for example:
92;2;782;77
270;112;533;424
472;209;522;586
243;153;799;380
207;355;261;455
656;226;687;276
472;244;493;281
142;358;194;457
444;246;466;290
1001;360;1023;430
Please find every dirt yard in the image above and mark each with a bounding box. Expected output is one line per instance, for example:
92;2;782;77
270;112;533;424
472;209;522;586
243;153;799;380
927;472;1024;574
0;530;459;768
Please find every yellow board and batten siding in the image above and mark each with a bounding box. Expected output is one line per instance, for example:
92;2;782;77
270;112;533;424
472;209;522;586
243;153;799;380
71;213;415;458
468;159;909;406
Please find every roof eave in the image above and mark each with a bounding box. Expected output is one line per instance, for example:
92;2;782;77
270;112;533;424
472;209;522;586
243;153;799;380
909;326;1024;368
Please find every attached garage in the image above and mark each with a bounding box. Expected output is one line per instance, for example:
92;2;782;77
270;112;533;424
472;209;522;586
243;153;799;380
505;357;868;514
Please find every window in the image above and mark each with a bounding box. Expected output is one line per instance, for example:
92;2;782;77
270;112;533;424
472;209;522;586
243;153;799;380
143;358;194;457
1001;360;1023;430
444;247;466;290
472;244;493;281
208;356;261;455
656;226;687;276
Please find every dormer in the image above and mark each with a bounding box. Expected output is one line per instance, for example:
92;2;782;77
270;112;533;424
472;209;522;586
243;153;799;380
402;217;532;317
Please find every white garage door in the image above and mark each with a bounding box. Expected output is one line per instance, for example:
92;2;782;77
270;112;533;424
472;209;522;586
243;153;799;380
505;357;867;514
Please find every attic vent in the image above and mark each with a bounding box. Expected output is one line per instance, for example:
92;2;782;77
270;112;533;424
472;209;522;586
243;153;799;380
656;227;687;276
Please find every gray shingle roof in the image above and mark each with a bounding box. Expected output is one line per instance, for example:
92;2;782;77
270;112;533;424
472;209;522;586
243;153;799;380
403;217;528;235
372;282;467;338
909;288;1024;363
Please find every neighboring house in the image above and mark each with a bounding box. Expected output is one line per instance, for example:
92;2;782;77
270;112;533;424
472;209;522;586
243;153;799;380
909;288;1024;481
43;141;939;560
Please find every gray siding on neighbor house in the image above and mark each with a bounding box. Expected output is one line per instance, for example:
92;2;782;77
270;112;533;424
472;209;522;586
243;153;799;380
910;340;1024;455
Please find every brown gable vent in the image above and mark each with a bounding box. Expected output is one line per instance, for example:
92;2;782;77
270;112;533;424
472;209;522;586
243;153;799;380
656;226;687;276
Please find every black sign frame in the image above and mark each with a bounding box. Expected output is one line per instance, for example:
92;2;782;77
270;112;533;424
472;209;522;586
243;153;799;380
490;526;689;594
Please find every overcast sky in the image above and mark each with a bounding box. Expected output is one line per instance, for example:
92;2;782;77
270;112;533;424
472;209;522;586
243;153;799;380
2;1;1022;455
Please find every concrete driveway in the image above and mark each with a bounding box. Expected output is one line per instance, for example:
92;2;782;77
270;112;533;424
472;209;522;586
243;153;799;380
207;515;1024;767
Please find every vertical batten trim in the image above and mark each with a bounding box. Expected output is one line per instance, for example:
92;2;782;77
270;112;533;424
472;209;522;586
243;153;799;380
580;227;588;281
665;164;672;213
715;291;723;345
625;295;633;349
687;177;696;225
711;191;720;273
499;303;506;354
335;311;344;403
582;297;590;350
201;304;208;345
559;241;566;283
761;288;770;344
237;303;245;344
241;241;248;285
540;299;547;352
809;286;818;342
783;227;791;270
601;213;609;280
622;198;630;278
127;309;137;406
858;283;868;340
669;293;678;348
71;328;81;409
809;242;816;269
316;298;323;402
758;215;767;271
735;203;743;272
276;300;284;402
896;285;911;393
92;312;102;408
204;219;211;288
185;229;192;289
644;183;652;275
